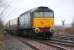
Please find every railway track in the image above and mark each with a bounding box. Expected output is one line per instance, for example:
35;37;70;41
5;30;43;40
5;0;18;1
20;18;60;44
5;34;74;50
17;36;74;50
15;36;66;50
50;39;74;46
33;36;74;50
34;40;74;50
16;37;40;50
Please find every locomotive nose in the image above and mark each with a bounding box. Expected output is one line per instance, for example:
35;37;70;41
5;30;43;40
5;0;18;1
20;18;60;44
34;28;50;33
39;28;50;32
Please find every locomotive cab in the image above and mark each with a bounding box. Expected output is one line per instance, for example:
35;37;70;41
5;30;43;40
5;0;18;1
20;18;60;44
32;7;54;38
33;7;54;32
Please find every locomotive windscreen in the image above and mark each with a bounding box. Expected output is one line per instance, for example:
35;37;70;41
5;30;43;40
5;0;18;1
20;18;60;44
34;12;54;17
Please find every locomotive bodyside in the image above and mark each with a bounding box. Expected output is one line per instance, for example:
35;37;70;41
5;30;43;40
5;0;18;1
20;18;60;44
19;11;32;29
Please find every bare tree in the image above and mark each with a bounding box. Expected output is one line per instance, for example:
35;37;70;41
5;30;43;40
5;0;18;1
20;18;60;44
0;16;4;41
0;0;9;19
0;18;3;30
72;20;74;27
0;0;5;6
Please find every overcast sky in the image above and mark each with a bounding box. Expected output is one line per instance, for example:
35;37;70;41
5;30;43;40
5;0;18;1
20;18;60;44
0;0;74;26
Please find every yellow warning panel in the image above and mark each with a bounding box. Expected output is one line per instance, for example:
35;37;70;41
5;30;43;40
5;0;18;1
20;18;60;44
32;17;54;28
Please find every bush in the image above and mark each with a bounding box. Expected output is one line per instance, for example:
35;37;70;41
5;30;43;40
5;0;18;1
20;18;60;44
0;19;4;41
54;28;60;33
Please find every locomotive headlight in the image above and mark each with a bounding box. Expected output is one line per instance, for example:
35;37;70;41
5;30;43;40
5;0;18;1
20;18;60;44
34;28;40;33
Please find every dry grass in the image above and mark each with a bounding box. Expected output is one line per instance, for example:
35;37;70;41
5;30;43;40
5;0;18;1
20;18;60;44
0;33;4;41
0;41;5;50
58;27;74;36
0;19;6;50
54;25;74;36
64;27;74;35
0;31;5;50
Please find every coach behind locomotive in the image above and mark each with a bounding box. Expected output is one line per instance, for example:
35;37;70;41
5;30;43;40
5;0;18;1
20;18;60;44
5;6;54;39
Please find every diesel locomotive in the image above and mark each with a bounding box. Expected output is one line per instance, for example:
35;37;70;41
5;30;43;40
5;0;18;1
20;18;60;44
5;6;54;39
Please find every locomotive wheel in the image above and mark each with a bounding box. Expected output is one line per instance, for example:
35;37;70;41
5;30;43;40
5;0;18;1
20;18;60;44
46;32;53;39
42;32;53;40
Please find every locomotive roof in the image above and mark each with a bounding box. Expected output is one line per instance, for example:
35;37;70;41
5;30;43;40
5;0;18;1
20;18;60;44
31;6;53;12
20;6;53;16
